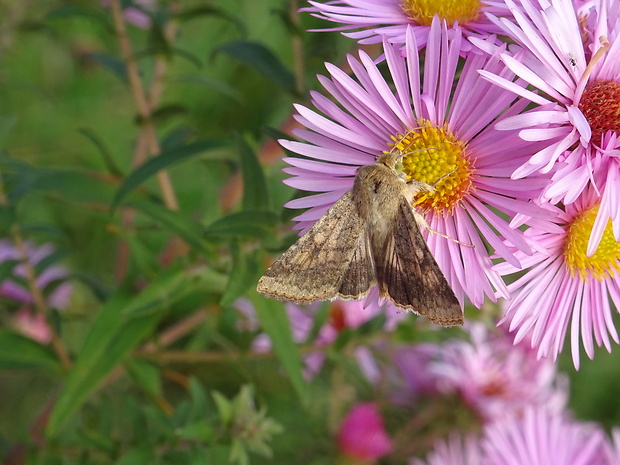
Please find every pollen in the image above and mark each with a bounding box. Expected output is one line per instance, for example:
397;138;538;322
401;0;481;26
391;119;474;214
564;205;620;281
578;79;620;144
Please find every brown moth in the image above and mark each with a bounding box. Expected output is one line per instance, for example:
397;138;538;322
256;150;463;327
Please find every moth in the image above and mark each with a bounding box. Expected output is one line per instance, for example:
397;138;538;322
256;150;463;327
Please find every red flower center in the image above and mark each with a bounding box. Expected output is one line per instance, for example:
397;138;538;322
578;79;620;144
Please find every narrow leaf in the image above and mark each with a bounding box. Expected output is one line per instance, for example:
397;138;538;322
237;136;269;211
220;241;259;308
78;127;125;176
112;139;229;208
0;331;61;373
215;41;296;94
46;270;191;436
127;198;207;253
250;295;309;404
204;211;277;239
175;6;246;34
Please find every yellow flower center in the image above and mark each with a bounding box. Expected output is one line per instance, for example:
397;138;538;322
391;119;474;215
401;0;481;26
564;205;620;281
578;79;620;144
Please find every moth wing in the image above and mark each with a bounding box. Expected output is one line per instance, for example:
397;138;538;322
257;190;375;304
376;197;463;327
336;228;375;300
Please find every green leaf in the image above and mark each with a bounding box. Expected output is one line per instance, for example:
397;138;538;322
125;359;162;398
112;139;230;208
214;41;296;95
32;168;118;206
46;6;113;31
174;6;246;34
133;46;204;69
0;331;61;373
46;270;192;436
114;446;155;465
0;259;19;283
84;53;127;81
250;295;309;404
174;75;242;103
140;104;188;125
0;205;16;234
126;198;208;253
78;127;124;176
175;421;215;441
237;136;270;212
204;211;277;239
220;240;259;308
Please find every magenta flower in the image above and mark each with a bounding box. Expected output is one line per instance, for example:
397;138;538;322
337;402;393;463
477;0;620;254
494;187;620;369
482;408;609;465
302;0;518;51
281;19;550;310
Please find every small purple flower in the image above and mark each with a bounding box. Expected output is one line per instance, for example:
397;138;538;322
0;240;72;311
302;0;519;52
101;0;154;29
337;402;393;463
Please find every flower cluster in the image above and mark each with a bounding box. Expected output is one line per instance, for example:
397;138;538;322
354;323;617;464
282;0;620;367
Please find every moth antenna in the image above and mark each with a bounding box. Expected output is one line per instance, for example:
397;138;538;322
411;210;474;247
430;166;457;188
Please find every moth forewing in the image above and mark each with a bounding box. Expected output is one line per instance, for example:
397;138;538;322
257;152;464;327
256;191;373;304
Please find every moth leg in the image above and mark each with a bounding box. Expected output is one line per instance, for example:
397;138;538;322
410;208;474;248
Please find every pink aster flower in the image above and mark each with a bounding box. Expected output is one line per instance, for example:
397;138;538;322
494;187;620;369
410;434;482;465
280;19;551;311
481;408;609;465
605;429;620;465
302;0;519;51
11;308;52;344
357;323;567;423
337;402;393;463
476;0;620;254
427;323;568;420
